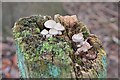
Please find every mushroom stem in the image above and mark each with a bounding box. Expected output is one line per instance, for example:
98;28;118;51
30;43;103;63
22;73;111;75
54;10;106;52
46;34;52;38
77;44;81;47
58;31;62;35
49;28;58;36
43;35;45;38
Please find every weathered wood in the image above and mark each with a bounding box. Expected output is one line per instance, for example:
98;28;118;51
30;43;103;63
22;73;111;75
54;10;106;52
13;14;107;79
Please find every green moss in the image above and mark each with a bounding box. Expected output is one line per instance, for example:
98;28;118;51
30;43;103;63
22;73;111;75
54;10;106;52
15;32;21;38
34;28;40;33
17;36;73;65
82;27;90;39
13;15;107;78
38;37;73;57
22;30;30;37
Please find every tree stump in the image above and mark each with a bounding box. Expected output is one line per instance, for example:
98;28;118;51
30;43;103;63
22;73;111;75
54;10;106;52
12;14;107;79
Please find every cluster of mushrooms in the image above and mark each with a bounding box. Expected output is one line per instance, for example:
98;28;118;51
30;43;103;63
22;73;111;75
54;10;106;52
41;19;92;54
72;33;92;54
40;20;65;38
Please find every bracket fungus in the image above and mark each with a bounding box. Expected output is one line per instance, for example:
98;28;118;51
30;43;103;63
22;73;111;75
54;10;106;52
57;15;78;27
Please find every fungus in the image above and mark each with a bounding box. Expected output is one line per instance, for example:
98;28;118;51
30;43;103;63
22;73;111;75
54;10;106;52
58;31;62;35
46;34;52;38
40;29;48;37
77;44;81;47
72;33;92;54
72;33;84;44
49;28;58;36
75;40;92;55
53;23;65;31
44;20;65;37
82;41;92;52
53;23;65;35
55;15;78;27
44;20;56;29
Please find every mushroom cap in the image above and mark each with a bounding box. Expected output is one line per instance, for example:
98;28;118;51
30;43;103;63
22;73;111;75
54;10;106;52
82;41;92;51
49;28;58;35
40;29;48;35
53;23;65;31
76;47;84;53
44;20;56;28
72;33;84;43
79;41;92;52
76;41;92;53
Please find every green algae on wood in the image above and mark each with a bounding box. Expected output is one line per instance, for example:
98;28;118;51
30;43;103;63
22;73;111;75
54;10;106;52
13;14;107;78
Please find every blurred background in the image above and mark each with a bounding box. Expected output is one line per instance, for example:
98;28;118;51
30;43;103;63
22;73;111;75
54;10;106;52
1;2;119;78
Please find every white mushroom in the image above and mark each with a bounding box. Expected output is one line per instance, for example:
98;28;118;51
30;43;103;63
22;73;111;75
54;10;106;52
53;23;65;35
75;47;85;55
82;41;92;52
40;29;48;37
58;31;62;35
72;33;84;44
44;20;56;29
76;41;92;53
44;20;65;37
46;34;52;38
53;23;65;31
77;47;84;53
49;28;58;36
77;44;81;47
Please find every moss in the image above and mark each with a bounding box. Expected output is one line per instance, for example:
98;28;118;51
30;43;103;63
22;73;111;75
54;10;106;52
22;30;30;37
17;36;73;64
34;28;40;33
48;63;61;77
81;26;90;39
13;15;106;78
15;32;21;38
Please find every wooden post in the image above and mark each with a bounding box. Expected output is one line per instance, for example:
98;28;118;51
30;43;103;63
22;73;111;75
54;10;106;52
13;14;107;79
